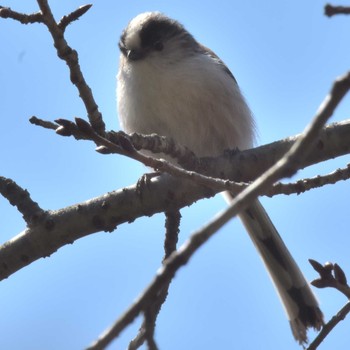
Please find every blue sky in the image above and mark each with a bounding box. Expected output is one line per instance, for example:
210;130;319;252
1;1;350;349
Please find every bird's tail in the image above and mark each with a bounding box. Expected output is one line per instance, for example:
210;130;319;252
228;195;324;343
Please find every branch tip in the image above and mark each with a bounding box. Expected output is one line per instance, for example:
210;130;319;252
0;6;43;24
334;264;347;286
30;116;58;131
325;4;350;17
309;258;323;271
58;4;93;31
0;176;44;223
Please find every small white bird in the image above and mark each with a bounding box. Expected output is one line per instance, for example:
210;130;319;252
117;12;324;344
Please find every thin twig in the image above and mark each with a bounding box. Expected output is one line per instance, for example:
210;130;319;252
70;118;244;196
86;71;350;350
32;113;350;197
128;211;181;350
29;116;58;131
325;4;350;17
35;116;350;177
163;211;181;260
36;0;105;134
307;260;350;349
0;176;44;224
0;6;43;24
307;302;350;350
142;311;159;350
266;164;350;196
62;117;350;204
58;4;92;31
35;116;350;198
0;2;105;133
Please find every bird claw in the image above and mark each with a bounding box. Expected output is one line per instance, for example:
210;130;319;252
136;172;161;199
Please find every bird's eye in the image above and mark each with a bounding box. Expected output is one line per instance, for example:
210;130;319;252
153;41;164;51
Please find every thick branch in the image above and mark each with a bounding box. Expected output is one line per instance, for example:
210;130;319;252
1;117;350;281
0;176;196;281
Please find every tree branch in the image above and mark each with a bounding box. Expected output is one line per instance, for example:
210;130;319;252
266;163;350;196
128;210;181;350
57;4;92;31
307;260;350;349
32;114;350;196
1;115;350;281
1;3;103;132
29;116;58;131
35;0;104;134
307;302;350;350
0;176;44;224
32;111;350;181
0;6;43;24
325;4;350;17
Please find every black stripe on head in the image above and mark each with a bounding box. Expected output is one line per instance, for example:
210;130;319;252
139;14;198;52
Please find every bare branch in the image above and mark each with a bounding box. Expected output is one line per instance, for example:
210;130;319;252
35;0;104;134
128;210;180;350
163;211;181;260
307;302;350;350
31;108;350;185
142;314;159;350
3;114;350;282
2;116;350;283
29;116;58;131
0;176;44;224
0;173;203;282
308;260;350;349
57;117;244;195
0;2;105;133
267;163;350;196
0;6;43;24
58;4;92;31
33;115;350;199
325;4;350;17
30;116;92;140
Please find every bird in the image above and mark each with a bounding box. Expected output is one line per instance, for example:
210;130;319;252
117;11;324;344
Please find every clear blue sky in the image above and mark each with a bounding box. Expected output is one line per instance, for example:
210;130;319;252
1;1;350;349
